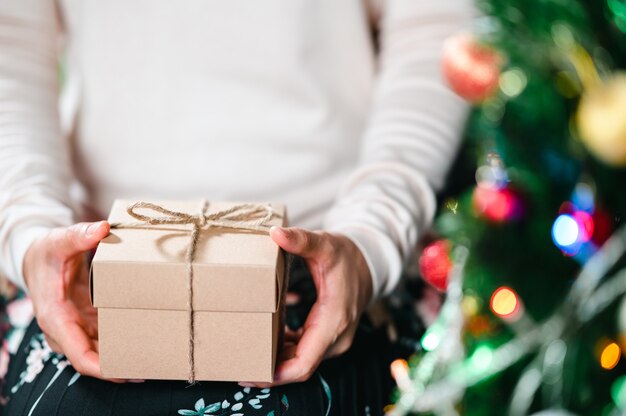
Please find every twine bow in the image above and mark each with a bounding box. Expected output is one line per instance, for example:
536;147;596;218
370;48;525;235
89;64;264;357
110;201;279;384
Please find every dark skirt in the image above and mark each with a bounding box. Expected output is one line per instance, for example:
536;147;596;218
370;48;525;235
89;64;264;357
1;260;401;416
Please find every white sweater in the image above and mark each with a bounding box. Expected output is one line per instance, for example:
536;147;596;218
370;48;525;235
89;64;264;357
0;0;471;296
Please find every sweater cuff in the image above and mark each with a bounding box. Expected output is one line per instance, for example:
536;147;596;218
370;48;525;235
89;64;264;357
327;224;402;299
7;225;54;292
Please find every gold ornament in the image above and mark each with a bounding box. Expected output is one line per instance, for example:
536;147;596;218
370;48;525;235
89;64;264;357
576;72;626;166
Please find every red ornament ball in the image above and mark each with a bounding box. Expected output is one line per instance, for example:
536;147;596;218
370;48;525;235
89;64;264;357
442;33;502;103
473;185;523;222
419;240;453;292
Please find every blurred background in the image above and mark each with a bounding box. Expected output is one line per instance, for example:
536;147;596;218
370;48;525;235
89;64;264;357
383;0;626;414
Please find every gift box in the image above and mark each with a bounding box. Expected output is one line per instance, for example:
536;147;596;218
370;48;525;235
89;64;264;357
90;200;288;382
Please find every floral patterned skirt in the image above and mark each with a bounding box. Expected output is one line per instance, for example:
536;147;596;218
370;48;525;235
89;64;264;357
1;261;400;416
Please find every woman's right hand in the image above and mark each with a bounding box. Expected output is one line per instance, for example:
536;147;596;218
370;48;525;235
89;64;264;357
23;221;110;379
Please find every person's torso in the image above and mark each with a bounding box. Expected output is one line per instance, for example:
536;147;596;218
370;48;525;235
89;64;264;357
59;0;377;227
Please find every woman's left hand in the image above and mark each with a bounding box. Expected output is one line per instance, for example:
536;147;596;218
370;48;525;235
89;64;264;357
240;226;373;387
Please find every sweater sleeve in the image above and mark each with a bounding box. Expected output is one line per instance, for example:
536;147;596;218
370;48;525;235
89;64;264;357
324;0;472;297
0;0;75;290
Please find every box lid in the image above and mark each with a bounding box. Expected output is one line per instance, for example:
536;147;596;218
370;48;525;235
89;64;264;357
91;200;287;313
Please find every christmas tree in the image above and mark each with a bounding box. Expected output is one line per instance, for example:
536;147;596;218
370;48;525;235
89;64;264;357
389;0;626;415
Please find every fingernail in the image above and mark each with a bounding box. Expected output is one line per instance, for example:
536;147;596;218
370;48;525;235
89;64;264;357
238;382;255;387
85;222;102;238
87;221;108;238
270;226;287;238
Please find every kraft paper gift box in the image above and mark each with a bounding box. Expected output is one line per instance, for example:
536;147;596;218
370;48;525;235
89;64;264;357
90;200;287;382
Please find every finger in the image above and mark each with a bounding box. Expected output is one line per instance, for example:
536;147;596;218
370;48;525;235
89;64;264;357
54;221;110;258
272;302;337;386
53;318;129;383
44;335;62;354
241;327;309;388
285;292;301;305
107;378;134;384
270;227;324;258
82;319;99;339
284;326;303;343
43;332;127;382
53;318;102;379
325;326;356;358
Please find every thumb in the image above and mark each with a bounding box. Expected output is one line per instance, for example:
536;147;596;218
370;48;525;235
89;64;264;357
270;226;323;258
56;221;110;258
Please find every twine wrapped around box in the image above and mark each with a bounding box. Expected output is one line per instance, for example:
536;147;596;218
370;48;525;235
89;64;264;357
110;201;280;384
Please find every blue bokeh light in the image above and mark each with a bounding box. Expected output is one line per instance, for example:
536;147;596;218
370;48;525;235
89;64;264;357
552;214;580;248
